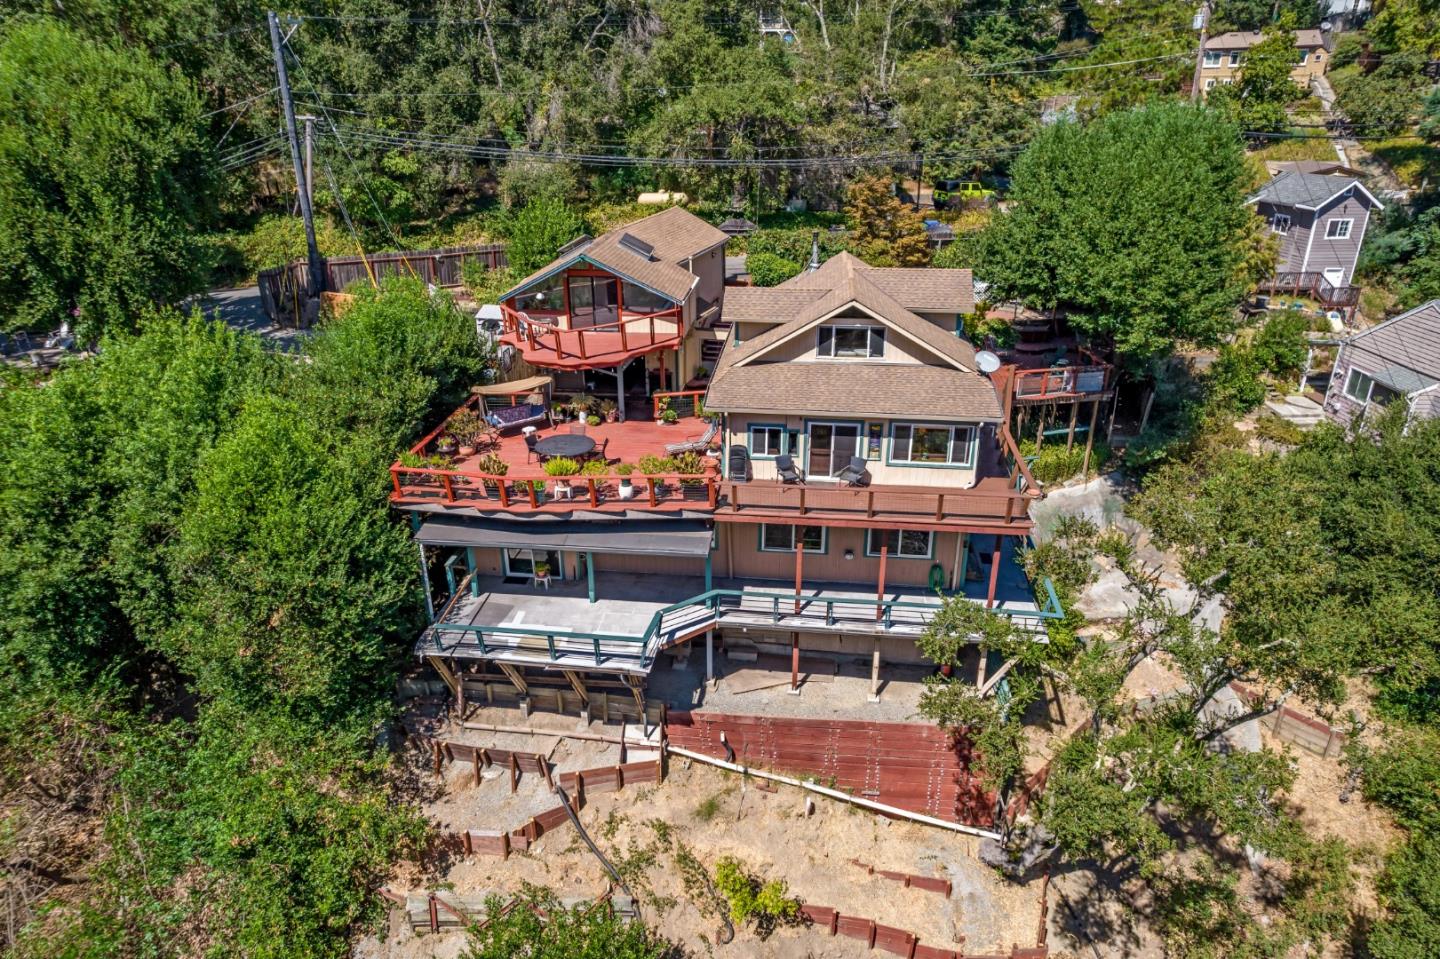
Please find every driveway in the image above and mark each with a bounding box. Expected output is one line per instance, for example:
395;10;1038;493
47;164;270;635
185;286;310;350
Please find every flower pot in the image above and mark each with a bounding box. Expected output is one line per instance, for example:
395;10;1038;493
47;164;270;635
618;480;635;500
940;663;954;678
458;444;477;458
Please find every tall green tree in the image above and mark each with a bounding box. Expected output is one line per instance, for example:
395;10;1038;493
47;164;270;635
970;103;1255;364
1207;26;1306;132
0;20;219;338
501;197;585;275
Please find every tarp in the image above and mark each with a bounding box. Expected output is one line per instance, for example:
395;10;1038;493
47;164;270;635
415;516;713;558
472;375;553;397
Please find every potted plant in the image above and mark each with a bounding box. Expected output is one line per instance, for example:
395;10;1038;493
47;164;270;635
529;478;546;503
600;399;618;423
551;402;569;423
434;433;458;456
533;560;551;585
476;453;508;493
615;463;637;499
654;395;670;425
448;409;486;457
587;414;601;427
662;408;679;425
638;454;676;493
568;393;595;420
543;456;581;496
674;450;707;487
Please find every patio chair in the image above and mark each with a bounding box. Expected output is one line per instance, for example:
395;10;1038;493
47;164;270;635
776;454;804;485
524;433;542;463
569;423;587;436
728;445;752;482
836;456;868;487
664;418;720;456
596;437;610;463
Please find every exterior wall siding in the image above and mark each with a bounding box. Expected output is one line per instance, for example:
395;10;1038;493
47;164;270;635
1306;192;1373;286
1256;201;1313;272
716;627;931;665
725;412;982;487
717;523;960;588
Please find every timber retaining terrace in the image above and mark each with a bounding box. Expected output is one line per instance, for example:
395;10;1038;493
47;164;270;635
665;711;997;828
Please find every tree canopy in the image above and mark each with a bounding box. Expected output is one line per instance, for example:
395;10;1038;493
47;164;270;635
0;20;219;339
970;102;1256;363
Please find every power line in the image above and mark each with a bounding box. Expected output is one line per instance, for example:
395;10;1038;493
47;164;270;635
200;87;279;119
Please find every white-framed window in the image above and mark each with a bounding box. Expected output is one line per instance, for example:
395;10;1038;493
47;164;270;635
1203;51;1222;68
748;425;793;458
889;423;976;466
1204;78;1217;90
759;523;826;553
1271;213;1291;234
1222;77;1234;84
817;325;886;358
1325;218;1353;240
865;529;933;559
1229;52;1241;66
1314;51;1323;61
1344;368;1374;402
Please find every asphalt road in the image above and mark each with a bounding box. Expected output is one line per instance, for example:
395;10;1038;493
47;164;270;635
186;286;309;349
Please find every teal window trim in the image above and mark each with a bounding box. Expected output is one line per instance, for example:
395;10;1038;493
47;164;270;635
747;422;795;460
757;523;828;554
886;422;978;469
864;528;935;560
800;418;866;477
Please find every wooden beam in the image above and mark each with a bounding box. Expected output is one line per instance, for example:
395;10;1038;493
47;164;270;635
870;638;882;703
1081;399;1101;475
794;539;804;614
1065;401;1079;452
979;657;1018;697
427;655;459;698
497;662;529;695
986;536;1003;609
563;669;589;706
790;632;800;691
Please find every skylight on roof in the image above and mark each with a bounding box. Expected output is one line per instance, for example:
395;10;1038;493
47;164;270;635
618;233;656;260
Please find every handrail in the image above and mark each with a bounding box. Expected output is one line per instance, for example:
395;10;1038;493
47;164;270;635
499;303;684;361
391;467;720;510
1010;364;1111;397
426;580;1066;668
652;389;708;419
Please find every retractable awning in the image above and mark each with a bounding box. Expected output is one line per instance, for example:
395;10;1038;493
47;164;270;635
414;516;714;558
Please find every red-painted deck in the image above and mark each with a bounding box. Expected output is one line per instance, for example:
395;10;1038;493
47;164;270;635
458;415;716;482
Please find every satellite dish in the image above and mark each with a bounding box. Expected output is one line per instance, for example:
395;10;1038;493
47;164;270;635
976;350;1002;374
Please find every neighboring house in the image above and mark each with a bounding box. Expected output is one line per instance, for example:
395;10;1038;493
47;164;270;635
1199;29;1329;94
1264;160;1365;179
390;236;1059;721
1324;300;1440;428
1248;172;1383;311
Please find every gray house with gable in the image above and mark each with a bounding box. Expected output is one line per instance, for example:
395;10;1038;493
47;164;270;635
1248;172;1383;311
1323;300;1440;428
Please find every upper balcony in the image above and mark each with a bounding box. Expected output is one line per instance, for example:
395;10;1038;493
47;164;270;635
994;361;1115;406
498;303;684;371
391;391;1038;535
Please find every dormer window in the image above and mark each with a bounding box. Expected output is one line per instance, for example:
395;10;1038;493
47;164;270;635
818;325;885;358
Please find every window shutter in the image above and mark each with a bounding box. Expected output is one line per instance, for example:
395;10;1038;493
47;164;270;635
817;327;834;356
868;328;886;357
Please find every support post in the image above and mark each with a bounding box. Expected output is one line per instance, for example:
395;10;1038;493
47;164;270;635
790;632;800;692
1065;401;1079;452
956;533;969;589
417;543;435;623
869;639;881;703
586;551;596;604
986;536;1002;609
704;551;713;594
976;646;990;690
705;629;714;687
875;544;888;623
616;362;626;422
1081;399;1101;476
793;540;803;614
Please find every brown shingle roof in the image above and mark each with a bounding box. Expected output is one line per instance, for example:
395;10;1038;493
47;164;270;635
703;362;1002;420
1346;300;1440;384
778;252;974;313
718;287;823;324
725;254;978;373
706;252;1000;421
500;206;726;305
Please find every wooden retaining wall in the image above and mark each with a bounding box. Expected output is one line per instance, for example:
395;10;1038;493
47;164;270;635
1230;683;1347;757
798;903;1048;959
665;711;995;827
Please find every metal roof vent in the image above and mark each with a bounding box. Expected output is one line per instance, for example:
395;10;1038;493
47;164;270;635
618;233;656;260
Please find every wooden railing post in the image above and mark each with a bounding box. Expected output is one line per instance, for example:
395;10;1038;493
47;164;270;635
441;473;456;503
707;478;717;509
391;467;403;497
646;477;657;507
587;478;598;508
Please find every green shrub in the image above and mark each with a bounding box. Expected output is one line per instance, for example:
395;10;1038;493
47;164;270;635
1206;344;1268;415
746;252;803;287
543;457;582;477
1254;415;1305;446
476;453;508;475
637;454;676;475
712;856;800;935
1251;310;1309;378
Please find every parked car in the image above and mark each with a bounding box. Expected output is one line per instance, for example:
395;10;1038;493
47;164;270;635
932;180;996;209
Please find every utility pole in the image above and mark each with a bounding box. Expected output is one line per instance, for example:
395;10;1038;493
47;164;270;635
913;154;924;212
293;114;316;216
1190;1;1212;104
267;11;325;311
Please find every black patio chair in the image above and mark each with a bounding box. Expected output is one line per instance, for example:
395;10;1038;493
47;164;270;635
728;445;752;482
524;432;542;463
776;454;805;485
836;456;868;486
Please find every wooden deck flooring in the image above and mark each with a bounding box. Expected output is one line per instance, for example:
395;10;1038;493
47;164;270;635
458;415;717;481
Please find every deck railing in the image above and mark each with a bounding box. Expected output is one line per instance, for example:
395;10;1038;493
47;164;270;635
1257;272;1360;309
720;480;1035;527
423;582;1066;668
652;389;708;419
393;467;719;510
499;304;683;362
1010;364;1111;400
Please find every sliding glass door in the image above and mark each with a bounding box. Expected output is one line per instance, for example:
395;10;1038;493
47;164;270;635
806;422;861;478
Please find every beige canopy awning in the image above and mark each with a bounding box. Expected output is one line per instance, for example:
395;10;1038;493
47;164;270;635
471;375;553;397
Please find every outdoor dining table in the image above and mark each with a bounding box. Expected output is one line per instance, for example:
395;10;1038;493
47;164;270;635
532;434;596;460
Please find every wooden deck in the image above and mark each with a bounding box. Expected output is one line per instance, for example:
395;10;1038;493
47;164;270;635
457;415;716;481
499;309;683;370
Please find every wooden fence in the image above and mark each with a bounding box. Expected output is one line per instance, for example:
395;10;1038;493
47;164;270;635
257;242;507;327
798;902;1048;959
1230;683;1347;757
